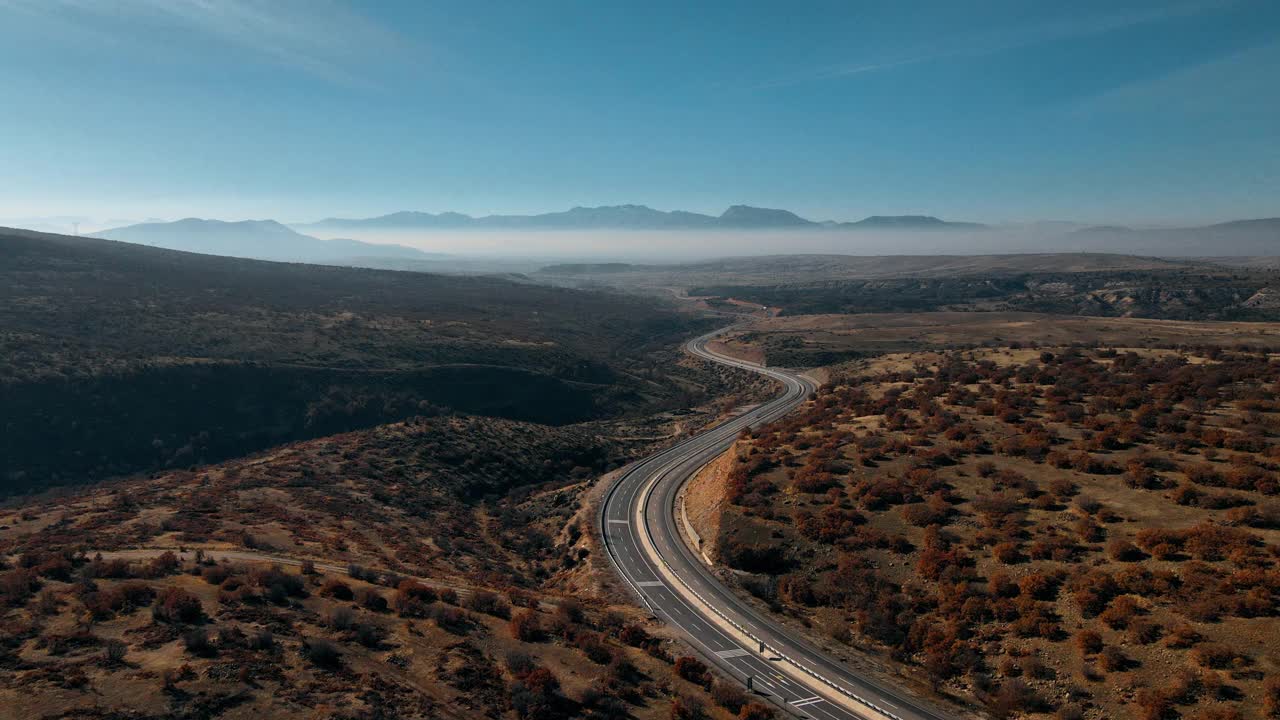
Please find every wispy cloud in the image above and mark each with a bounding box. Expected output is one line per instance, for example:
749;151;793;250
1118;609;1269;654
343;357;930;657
757;0;1236;89
1070;38;1280;117
0;0;404;86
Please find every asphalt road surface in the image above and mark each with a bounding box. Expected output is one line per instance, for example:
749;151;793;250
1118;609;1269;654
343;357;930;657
600;326;953;720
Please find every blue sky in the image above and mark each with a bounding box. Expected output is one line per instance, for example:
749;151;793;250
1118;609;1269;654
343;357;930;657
1;0;1277;229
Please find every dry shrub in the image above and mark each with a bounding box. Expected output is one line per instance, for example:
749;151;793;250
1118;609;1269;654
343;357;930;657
302;637;341;668
319;579;353;601
1191;643;1248;670
464;589;510;619
1100;595;1143;630
674;656;711;689
152;587;204;624
1098;646;1128;672
509;609;543;642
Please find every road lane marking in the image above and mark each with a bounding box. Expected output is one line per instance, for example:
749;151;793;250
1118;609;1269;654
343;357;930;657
601;330;916;720
714;648;751;659
607;519;629;525
636;580;664;587
791;697;824;707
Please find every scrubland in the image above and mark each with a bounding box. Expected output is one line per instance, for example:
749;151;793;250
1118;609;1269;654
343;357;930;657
703;344;1280;719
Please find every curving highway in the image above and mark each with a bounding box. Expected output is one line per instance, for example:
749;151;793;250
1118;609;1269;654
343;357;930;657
600;326;952;720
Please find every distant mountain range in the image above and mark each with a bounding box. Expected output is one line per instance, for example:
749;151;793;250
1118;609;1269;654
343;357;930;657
843;215;986;230
93;218;446;264
85;211;1280;263
293;204;985;232
1066;218;1280;256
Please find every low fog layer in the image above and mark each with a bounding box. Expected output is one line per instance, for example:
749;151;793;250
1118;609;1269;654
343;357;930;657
304;222;1280;262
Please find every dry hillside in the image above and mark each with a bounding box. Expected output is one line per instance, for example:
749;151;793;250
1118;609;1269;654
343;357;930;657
0;226;716;495
696;345;1280;720
0;393;778;720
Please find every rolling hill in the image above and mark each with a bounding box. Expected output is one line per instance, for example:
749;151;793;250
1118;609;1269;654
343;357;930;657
93;218;444;264
0;227;713;495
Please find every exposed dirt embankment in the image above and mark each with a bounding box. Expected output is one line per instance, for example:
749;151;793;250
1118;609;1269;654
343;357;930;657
680;442;738;563
705;338;764;365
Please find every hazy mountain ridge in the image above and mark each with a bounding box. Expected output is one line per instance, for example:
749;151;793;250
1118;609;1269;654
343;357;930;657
93;217;445;264
844;214;985;229
72;212;1280;263
295;204;983;232
1067;217;1280;255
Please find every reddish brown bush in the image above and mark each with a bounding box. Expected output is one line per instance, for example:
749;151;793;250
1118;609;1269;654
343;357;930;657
199;564;232;585
148;551;180;577
572;631;614;665
302;637;341;668
1071;571;1120;617
1264;674;1280;718
1192;643;1248;670
509;609;543;642
152;587;204;624
1128;619;1162;645
0;569;39;607
1097;646;1128;672
355;587;388;612
1048;477;1077;497
992;542;1023;565
618;624;651;648
1188;708;1244;720
1133;688;1172;720
669;696;705;720
1107;538;1143;562
1100;595;1142;630
901;499;950;528
674;656;711;688
989;678;1041;719
1074;629;1103;656
319;579;354;600
1163;622;1201;649
738;703;775;720
1018;573;1057;601
710;680;748;714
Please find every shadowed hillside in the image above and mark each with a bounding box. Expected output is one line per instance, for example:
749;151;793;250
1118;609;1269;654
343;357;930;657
94;218;443;264
0;227;713;495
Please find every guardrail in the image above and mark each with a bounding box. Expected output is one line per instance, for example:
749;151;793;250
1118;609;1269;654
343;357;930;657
633;373;909;720
599;327;924;720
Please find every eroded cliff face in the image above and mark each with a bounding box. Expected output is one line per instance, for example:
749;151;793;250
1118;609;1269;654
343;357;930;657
1243;287;1280;309
680;442;738;563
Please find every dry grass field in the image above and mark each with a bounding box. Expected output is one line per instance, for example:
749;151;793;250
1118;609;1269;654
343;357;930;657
694;342;1280;719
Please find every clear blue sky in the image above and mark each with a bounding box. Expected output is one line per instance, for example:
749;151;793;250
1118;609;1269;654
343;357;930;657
1;0;1277;228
